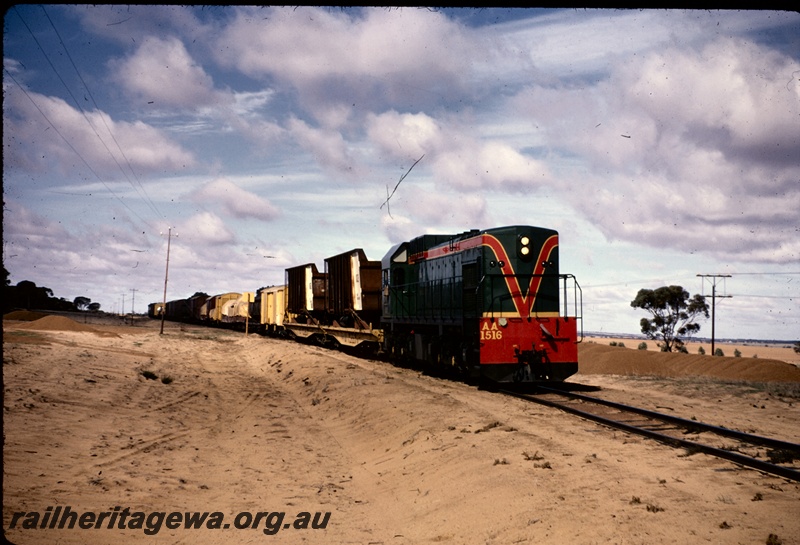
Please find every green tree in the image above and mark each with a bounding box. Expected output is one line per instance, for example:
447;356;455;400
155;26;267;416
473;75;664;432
631;285;709;353
14;280;54;310
74;296;91;311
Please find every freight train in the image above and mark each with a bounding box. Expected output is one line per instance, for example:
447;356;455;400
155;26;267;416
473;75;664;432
149;225;582;383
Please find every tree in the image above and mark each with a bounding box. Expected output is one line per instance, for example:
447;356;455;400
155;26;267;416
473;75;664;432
13;280;55;310
631;285;709;352
74;296;91;311
88;302;101;312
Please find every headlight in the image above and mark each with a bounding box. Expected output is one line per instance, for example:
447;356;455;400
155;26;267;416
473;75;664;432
517;234;532;260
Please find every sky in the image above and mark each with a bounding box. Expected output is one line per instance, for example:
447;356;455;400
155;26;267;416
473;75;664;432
3;6;799;341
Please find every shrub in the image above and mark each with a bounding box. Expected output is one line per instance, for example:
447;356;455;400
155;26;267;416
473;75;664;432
767;533;783;545
714;348;725;357
698;346;706;355
734;349;742;358
638;342;648;350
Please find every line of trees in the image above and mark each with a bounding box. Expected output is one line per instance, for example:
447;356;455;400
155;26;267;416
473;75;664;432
2;267;99;315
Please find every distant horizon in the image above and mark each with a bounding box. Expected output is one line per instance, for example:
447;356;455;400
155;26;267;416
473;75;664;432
4;306;796;346
584;331;798;346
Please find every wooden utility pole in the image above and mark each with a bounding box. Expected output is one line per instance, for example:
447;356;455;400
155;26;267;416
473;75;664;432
697;274;732;356
160;228;175;335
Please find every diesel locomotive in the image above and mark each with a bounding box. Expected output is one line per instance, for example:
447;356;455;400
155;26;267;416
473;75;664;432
149;225;582;383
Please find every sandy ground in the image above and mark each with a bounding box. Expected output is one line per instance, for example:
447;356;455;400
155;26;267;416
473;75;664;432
584;336;800;367
3;315;799;545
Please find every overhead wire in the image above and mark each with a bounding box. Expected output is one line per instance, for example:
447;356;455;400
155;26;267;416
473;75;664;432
4;68;151;226
12;6;165;224
39;5;165;221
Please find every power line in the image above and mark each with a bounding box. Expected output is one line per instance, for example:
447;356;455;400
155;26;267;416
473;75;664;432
4;68;151;226
729;272;800;275
12;6;164;225
39;5;164;221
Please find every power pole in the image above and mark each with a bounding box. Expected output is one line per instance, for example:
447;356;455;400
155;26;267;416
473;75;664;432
122;293;126;316
160;228;176;335
697;274;732;356
129;288;138;315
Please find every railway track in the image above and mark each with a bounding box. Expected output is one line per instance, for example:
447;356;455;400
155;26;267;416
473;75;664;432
500;385;800;482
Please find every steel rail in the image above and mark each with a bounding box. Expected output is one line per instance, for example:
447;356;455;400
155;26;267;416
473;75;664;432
537;385;800;452
500;388;800;482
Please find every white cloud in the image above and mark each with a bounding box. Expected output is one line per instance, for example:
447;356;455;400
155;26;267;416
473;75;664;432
212;6;478;120
3;86;195;176
433;140;550;192
367;111;443;161
178;212;236;246
286;117;363;178
379;185;491;241
113;36;220;108
189;178;281;222
512;37;800;264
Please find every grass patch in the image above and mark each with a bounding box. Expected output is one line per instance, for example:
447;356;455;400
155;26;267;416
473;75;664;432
766;449;798;464
475;421;502;433
522;451;545;461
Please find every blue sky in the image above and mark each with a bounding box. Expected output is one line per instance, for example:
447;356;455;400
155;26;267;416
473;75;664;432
3;6;799;340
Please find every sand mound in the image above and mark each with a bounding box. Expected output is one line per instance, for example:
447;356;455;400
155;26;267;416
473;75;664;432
13;315;101;333
3;310;49;321
578;342;800;382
